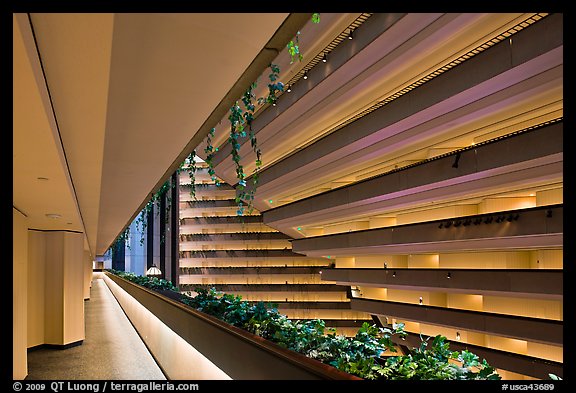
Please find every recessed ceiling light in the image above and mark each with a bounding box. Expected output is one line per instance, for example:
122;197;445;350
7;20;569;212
37;177;49;181
45;213;61;219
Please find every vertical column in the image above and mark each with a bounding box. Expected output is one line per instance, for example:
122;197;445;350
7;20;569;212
13;208;28;379
147;205;154;271
45;231;85;346
112;236;125;271
29;230;85;348
160;189;166;278
126;212;147;276
83;249;92;300
171;172;179;287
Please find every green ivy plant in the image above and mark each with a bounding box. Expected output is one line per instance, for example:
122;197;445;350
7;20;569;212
203;13;321;215
110;226;131;258
109;269;177;292
134;179;172;246
225;63;284;216
187;150;197;201
287;13;320;64
203;127;220;186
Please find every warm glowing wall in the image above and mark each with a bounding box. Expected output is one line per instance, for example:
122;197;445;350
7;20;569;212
103;274;231;380
13;208;28;380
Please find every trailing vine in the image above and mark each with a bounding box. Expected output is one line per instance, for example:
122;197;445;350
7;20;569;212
287;13;320;64
204;127;220;186
134;179;172;246
228;64;284;216
109;225;130;264
187;150;197;201
228;102;247;215
205;13;321;215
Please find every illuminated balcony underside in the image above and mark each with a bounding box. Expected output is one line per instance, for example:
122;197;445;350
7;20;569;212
180;215;264;224
180;233;291;241
292;204;562;257
250;301;352;310
240;16;562;216
212;14;559;202
263;121;563;236
178;250;305;258
180;266;326;275
180;199;237;208
321;268;562;299
352;297;562;346
181;284;347;292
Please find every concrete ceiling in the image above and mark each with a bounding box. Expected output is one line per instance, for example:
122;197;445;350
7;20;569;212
13;12;306;258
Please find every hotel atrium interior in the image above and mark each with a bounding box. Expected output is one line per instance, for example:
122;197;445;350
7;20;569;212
13;12;565;381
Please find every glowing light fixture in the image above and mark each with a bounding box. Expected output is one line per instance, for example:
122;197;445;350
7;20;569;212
322;53;328;62
146;265;162;277
303;71;308;80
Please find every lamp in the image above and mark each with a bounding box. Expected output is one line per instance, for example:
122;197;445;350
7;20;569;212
348;29;354;40
303;71;308;80
322;53;328;63
452;152;461;168
146;265;162;277
286;85;292;93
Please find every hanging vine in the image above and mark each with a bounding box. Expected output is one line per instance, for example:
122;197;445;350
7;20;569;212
287;13;320;64
205;13;321;216
228;102;247;215
110;225;130;261
204;127;220;186
187;150;198;200
134;179;172;246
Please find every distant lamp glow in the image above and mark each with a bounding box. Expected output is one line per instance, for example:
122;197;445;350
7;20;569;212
419;296;423;305
287;85;292;93
45;213;61;219
146;265;162;277
322;53;328;63
303;72;308;80
456;332;461;341
348;29;354;39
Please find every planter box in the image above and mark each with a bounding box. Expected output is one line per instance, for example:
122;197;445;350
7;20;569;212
104;272;360;380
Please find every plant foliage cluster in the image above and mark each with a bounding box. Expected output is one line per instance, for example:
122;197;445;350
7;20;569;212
107;269;501;380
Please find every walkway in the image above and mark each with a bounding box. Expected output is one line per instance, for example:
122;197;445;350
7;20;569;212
26;272;166;380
